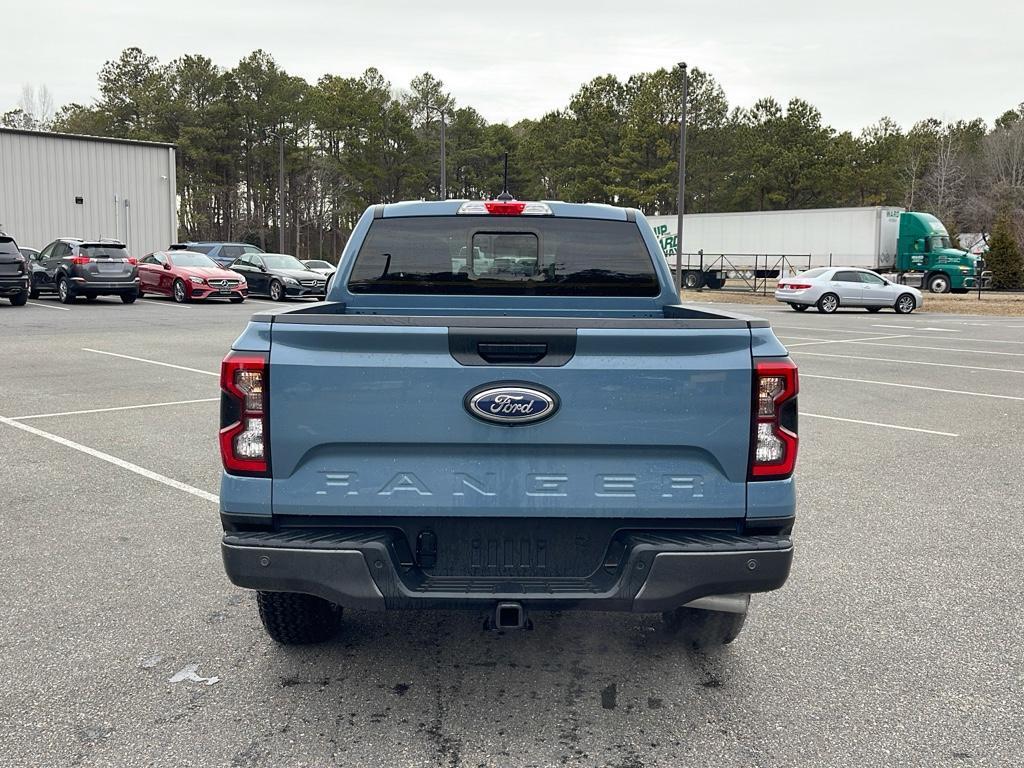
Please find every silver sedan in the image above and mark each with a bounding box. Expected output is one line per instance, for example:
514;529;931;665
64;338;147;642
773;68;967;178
775;267;923;314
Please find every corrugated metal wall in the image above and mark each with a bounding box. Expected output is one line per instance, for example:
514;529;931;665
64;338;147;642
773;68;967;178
0;130;177;256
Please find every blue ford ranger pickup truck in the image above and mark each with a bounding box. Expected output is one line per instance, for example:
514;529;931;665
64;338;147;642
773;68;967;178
218;199;798;647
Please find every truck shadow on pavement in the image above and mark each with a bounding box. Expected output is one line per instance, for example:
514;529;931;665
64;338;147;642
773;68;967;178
235;606;749;766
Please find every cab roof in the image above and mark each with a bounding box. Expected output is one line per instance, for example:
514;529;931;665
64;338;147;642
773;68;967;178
379;199;633;221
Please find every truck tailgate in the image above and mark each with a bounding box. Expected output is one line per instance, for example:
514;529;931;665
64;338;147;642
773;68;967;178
268;321;752;519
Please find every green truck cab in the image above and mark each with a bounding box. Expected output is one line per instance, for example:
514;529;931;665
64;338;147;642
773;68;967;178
896;212;986;294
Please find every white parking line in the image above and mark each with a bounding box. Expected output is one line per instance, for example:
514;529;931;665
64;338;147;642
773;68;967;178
27;301;71;311
82;348;218;377
9;398;219;421
785;334;910;348
802;413;958;437
0;415;219;504
873;324;959;332
794;350;1024;375
802;373;1024;401
140;297;191;309
781;337;1024;357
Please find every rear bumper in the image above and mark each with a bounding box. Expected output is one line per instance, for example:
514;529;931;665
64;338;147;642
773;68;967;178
0;276;29;296
71;278;139;295
221;529;793;612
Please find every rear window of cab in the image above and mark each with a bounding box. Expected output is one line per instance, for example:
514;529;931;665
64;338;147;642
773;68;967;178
348;216;659;296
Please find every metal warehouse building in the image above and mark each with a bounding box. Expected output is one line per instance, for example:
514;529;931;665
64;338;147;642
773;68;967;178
0;128;177;256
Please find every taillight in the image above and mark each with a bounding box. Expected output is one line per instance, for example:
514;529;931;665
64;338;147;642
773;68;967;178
780;282;810;290
127;257;138;265
219;351;269;476
70;256;92;265
457;201;553;216
750;359;798;480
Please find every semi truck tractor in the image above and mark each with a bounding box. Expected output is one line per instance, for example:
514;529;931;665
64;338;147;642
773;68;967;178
647;206;988;293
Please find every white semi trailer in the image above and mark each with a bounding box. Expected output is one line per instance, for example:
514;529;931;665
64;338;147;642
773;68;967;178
646;206;905;290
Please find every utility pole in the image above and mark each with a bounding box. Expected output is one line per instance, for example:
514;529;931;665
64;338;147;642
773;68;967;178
277;134;285;253
426;106;447;199
675;62;688;295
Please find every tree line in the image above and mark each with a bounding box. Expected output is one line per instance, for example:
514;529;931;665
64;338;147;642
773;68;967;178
4;47;1023;282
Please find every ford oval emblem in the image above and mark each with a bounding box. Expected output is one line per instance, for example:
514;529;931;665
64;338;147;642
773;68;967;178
465;383;559;426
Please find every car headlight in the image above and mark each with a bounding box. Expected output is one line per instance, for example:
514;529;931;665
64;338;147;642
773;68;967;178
282;277;299;285
189;276;205;285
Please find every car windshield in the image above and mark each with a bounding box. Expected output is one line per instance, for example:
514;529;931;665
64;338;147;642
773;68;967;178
0;237;19;255
928;236;952;251
349;216;659;296
243;245;264;254
81;245;128;258
170;253;219;268
304;260;332;269
262;254;306;270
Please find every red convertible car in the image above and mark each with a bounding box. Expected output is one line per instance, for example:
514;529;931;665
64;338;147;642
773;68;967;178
138;250;247;303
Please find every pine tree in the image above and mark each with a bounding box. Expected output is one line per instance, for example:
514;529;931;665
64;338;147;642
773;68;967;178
985;212;1024;289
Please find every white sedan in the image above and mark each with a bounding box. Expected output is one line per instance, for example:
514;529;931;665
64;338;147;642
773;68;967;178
775;267;923;314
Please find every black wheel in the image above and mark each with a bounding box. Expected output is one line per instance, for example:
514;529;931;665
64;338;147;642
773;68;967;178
269;280;285;301
172;279;189;303
927;273;950;294
894;293;916;314
86;294;98;302
866;306;882;313
256;591;342;645
789;303;809;312
316;296;326;301
57;276;75;304
29;282;39;300
816;292;839;313
10;291;28;306
682;271;703;290
662;606;747;648
120;292;138;304
229;295;245;304
137;288;145;298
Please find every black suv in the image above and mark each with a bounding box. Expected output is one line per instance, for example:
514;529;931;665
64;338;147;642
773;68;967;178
30;238;140;304
0;233;30;306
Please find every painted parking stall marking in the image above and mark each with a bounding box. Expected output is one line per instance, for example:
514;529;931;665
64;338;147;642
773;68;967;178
82;348;218;377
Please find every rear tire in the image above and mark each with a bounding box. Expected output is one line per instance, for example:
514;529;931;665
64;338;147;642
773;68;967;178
816;292;839;313
682;271;703;290
121;292;138;304
662;606;747;648
86;294;98;302
789;303;809;312
57;276;75;304
256;591;342;645
10;291;28;306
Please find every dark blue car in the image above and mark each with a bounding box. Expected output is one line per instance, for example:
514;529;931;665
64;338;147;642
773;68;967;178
170;241;264;268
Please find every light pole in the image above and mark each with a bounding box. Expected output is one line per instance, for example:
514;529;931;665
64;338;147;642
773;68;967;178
425;106;447;199
675;62;688;295
269;131;285;253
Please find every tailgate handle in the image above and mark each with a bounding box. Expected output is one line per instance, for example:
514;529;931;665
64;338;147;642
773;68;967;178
477;343;548;364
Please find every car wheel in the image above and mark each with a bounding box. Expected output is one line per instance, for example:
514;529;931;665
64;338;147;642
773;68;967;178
789;303;808;312
927;273;950;294
57;276;75;304
866;306;882;313
86;294;98;302
10;291;28;307
172;279;189;303
137;288;145;298
270;280;285;301
662;606;747;648
256;591;342;645
120;292;138;304
816;292;839;313
895;293;917;314
29;282;39;300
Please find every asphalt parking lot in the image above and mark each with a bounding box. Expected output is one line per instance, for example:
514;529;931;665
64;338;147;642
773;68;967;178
2;294;1022;767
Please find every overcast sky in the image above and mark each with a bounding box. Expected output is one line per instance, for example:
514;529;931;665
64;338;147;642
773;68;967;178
5;0;1022;133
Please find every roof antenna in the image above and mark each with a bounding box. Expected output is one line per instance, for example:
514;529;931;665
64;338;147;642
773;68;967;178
495;152;513;200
